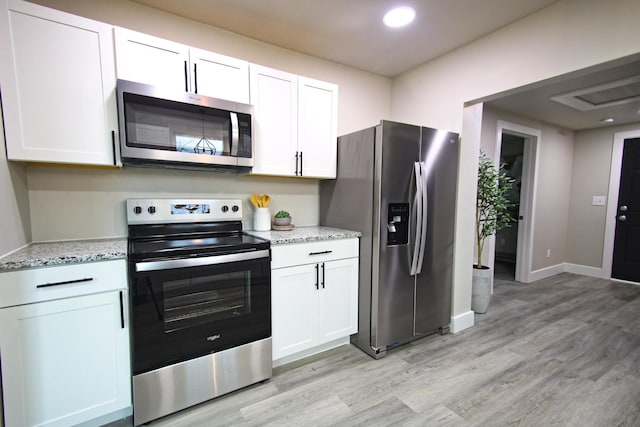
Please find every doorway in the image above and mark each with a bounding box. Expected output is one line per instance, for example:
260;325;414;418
494;134;525;281
611;137;640;282
603;130;640;283
491;120;540;284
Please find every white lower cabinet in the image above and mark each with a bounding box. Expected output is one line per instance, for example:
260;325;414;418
0;260;131;427
271;239;358;363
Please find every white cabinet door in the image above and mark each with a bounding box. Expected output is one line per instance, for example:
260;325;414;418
190;48;250;103
0;0;118;166
298;77;338;178
249;64;298;176
114;27;190;92
0;291;131;427
114;29;250;103
318;258;359;343
271;264;317;360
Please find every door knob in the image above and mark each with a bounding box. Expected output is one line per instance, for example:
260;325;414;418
619;215;627;221
620;205;628;212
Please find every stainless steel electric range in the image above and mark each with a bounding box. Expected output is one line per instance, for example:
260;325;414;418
126;198;271;425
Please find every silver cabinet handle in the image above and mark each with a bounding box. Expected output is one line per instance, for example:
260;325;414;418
619;215;627;221
620;205;628;212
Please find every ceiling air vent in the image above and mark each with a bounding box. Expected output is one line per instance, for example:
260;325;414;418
550;75;640;111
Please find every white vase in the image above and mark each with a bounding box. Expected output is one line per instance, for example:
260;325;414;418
471;267;493;313
253;207;271;231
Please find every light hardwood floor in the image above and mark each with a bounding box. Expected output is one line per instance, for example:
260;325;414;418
142;273;640;426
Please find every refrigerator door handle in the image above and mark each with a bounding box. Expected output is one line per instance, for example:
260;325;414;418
416;162;428;274
410;162;423;275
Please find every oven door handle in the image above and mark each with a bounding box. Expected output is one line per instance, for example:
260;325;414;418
135;249;270;272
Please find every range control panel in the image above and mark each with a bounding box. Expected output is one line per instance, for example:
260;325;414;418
126;198;243;224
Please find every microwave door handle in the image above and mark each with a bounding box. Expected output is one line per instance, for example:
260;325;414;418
230;112;239;156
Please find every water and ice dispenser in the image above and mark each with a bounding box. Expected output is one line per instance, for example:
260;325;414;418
386;203;409;246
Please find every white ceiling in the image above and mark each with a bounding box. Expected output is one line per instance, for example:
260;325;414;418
134;0;640;131
483;56;640;130
133;0;561;77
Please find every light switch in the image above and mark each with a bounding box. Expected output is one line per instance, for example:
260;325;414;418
592;196;606;206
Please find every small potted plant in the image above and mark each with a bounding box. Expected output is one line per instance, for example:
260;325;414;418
274;210;292;226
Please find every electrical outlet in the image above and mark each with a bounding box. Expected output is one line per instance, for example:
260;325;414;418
592;196;606;206
546;249;551;258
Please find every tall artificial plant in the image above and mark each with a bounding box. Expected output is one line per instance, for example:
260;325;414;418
475;151;516;269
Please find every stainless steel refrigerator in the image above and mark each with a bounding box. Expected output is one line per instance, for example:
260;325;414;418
320;120;459;359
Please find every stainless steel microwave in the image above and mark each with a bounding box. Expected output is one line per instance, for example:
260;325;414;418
116;79;254;171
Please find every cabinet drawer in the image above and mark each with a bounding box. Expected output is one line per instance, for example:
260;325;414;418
0;260;126;308
271;238;358;269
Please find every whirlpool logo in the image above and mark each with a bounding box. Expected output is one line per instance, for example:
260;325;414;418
207;334;221;342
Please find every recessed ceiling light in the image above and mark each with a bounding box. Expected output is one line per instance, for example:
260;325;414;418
600;117;615;123
383;6;416;28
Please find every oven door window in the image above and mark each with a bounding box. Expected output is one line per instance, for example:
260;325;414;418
163;270;251;331
130;254;270;375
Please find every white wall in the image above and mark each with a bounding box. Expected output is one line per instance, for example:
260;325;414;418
481;107;575;271
5;0;391;243
391;0;640;320
0;105;31;255
566;123;640;269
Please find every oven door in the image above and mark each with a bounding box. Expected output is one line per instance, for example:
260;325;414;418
129;249;270;375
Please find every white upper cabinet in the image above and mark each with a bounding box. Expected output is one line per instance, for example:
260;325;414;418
0;0;119;166
250;64;338;179
114;28;190;92
114;28;250;104
249;64;299;176
190;48;250;104
298;77;338;178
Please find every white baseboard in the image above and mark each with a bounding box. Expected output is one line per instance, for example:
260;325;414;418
450;310;474;333
272;337;350;368
528;264;565;282
610;277;640;286
563;263;602;278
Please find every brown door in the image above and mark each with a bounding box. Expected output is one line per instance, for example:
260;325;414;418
612;138;640;282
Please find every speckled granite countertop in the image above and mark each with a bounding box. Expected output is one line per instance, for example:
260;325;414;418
0;238;127;272
245;226;361;245
0;226;359;272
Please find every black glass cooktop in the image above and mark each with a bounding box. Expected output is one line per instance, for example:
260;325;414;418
128;221;269;260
